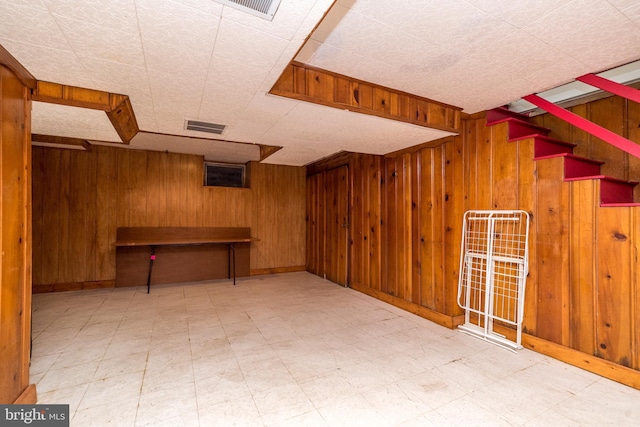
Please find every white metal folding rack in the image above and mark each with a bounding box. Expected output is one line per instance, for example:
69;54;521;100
457;210;530;351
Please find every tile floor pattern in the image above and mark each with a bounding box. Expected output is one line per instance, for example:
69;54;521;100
31;272;640;426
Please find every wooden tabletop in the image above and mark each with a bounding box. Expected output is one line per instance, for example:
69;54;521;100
113;237;259;247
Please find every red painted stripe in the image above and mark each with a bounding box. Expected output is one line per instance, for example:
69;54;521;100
576;73;640;104
523;94;640;159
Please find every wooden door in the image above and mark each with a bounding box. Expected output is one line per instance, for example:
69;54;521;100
325;166;349;286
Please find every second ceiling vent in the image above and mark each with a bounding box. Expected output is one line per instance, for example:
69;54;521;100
214;0;282;21
184;119;227;135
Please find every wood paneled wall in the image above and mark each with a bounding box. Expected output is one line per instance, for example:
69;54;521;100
32;145;306;287
308;94;640;385
0;65;35;403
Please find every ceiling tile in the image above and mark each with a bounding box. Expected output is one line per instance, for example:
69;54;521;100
81;60;151;96
32;103;120;141
464;0;566;29
213;18;290;71
55;18;145;67
171;0;224;15
0;40;94;87
0;3;70;49
523;0;640;68
43;0;139;35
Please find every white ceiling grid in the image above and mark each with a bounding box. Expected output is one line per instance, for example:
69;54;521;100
1;0;640;165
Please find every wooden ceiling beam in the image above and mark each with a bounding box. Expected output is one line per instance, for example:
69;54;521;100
108;94;139;144
270;61;462;134
32;81;139;144
31;133;91;151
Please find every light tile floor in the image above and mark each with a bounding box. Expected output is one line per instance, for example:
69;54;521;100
31;272;640;426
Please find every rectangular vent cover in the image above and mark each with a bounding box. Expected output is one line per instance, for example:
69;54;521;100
213;0;282;21
185;119;226;135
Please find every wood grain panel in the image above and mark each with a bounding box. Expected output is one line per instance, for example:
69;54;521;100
384;157;399;296
443;135;465;316
569;179;596;354
595;204;633;367
306;172;324;276
325;166;349;285
491;122;518;209
589;97;627;177
535;157;570;345
32;146;306;287
516;137;538;336
351;155;365;287
58;151;70;282
368;155;383;292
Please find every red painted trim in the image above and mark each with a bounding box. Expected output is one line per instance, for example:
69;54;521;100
576;73;640;104
523;94;640;159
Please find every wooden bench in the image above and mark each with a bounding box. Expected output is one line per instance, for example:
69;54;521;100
114;227;258;292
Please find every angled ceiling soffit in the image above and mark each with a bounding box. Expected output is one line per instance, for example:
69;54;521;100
270;61;462;134
32;81;139;144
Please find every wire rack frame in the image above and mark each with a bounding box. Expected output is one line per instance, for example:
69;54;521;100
457;210;530;351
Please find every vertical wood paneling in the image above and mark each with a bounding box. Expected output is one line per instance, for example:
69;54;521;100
95;146;115;280
41;149;60;284
32;147;307;285
491;123;518;209
306;172;324;276
146;151;166;227
410;152;421;305
351;155;365;286
443;136;465;316
85;149;98;282
633;208;640;371
535;157;570;345
368;156;382;291
58;151;70;282
569;179;596;354
324;166;348;285
517;138;538;335
475;119;493;209
595;204;633;367
589;97;626;177
128;151;147;227
398;154;412;301
116;150;130;227
31;148;44;286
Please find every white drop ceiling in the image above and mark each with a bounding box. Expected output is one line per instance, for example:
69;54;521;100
2;0;640;166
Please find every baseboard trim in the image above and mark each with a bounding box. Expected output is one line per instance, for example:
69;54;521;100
524;332;640;390
350;282;464;329
13;384;37;404
33;280;116;293
250;265;306;276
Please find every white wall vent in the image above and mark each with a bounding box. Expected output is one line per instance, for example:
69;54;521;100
214;0;282;21
184;119;226;135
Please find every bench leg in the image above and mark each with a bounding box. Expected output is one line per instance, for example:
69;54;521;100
147;245;156;294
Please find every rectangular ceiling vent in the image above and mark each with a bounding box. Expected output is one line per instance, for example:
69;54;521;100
184;119;227;135
214;0;282;21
